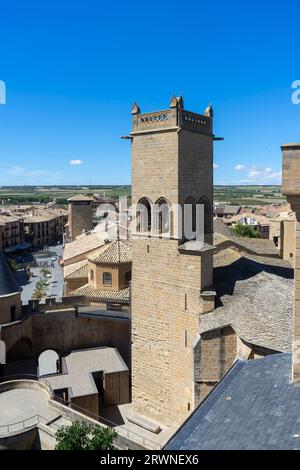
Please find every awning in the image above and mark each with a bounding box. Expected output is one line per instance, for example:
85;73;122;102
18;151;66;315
4;242;32;253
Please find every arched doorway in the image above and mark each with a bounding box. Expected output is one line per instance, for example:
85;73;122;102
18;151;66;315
38;349;60;376
0;340;6;365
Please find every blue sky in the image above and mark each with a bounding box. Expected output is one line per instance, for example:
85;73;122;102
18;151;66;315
0;0;299;186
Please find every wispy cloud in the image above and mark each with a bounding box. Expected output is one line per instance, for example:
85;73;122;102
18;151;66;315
4;165;62;183
69;159;84;165
213;163;219;169
234;164;282;184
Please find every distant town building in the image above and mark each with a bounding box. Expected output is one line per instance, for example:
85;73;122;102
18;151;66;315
225;212;270;239
23;208;68;248
213;205;241;219
67;195;94;241
0;206;67;251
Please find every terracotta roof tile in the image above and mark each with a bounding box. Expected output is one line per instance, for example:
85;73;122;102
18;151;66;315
88;240;132;264
68;283;129;303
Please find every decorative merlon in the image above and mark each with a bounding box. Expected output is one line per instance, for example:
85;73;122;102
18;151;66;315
131;102;140;115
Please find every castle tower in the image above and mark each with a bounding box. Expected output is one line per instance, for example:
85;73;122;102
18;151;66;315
67;195;94;241
282;143;300;381
130;97;215;427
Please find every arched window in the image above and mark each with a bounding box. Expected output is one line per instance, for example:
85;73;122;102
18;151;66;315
136;198;152;233
103;272;112;286
124;271;131;287
184;197;197;240
38;349;60;376
90;270;94;282
199;196;212;236
155;198;170;235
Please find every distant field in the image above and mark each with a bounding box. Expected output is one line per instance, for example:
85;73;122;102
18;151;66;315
214;185;285;206
0;185;131;204
0;185;285;206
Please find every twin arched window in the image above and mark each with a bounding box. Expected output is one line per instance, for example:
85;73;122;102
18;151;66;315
184;196;211;240
136;197;171;236
136;196;211;239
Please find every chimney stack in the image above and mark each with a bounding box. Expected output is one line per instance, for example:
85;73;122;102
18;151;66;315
282;143;300;381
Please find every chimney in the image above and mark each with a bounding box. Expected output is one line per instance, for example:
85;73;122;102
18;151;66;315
281;143;300;381
200;290;216;314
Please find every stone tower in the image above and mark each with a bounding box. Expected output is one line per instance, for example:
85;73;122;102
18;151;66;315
67;195;94;241
130;97;215;427
282;143;300;381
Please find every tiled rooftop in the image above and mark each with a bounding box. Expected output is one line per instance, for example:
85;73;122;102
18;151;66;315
88;239;132;264
63;232;106;261
63;259;89;278
202;270;293;352
69;283;130;303
211;248;294;352
67;194;94;202
65;262;89;279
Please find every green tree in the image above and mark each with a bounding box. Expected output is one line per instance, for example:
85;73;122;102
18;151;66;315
232;223;261;238
6;258;20;272
32;279;47;300
40;267;51;278
55;421;117;450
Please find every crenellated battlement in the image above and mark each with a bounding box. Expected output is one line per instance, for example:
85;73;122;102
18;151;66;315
131;96;213;135
21;295;88;316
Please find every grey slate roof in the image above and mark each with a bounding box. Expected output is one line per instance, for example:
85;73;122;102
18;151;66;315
209;254;294;352
165;353;300;450
0;255;21;297
202;270;293;352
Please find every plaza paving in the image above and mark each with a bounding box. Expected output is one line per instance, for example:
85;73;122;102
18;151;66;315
14;244;64;304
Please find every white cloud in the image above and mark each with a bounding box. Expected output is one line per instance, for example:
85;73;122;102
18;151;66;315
235;164;246;171
69;159;84;165
213;163;219;169
266;171;282;179
233;164;281;184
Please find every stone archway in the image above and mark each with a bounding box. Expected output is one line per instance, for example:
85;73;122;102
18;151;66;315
7;337;33;361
